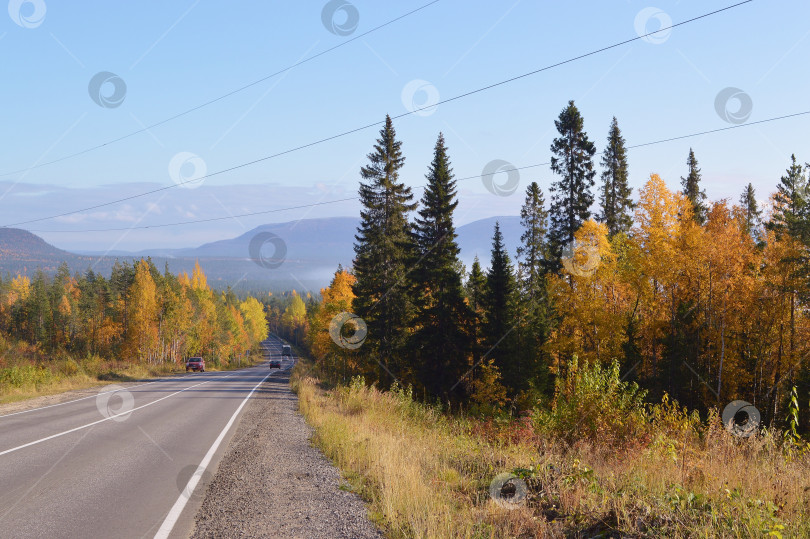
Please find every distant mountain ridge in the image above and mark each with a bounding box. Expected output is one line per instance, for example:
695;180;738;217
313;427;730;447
0;228;97;275
82;216;524;270
1;216;523;288
0;227;75;261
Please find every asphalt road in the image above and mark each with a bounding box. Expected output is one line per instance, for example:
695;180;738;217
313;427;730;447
0;336;294;539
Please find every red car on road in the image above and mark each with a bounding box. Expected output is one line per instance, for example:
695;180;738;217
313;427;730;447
186;357;205;372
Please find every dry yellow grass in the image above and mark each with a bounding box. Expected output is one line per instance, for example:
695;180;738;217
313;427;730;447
0;360;180;405
292;361;810;538
1;374;113;405
295;373;524;538
0;355;261;405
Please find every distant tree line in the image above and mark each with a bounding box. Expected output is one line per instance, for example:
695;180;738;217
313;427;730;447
0;259;268;366
265;289;314;347
296;102;810;433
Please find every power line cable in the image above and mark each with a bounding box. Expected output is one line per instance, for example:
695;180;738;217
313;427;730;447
26;106;810;233
0;0;442;179
3;0;754;229
626;110;810;149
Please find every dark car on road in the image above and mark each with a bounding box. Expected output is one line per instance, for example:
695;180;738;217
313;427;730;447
269;358;281;369
186;357;205;372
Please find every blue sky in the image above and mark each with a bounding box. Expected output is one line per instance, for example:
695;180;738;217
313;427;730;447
0;0;808;251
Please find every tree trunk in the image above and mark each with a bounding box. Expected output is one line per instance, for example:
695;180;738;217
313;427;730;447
717;315;725;403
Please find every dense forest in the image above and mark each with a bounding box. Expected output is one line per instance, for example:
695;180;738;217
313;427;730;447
0;258;268;369
273;103;810;434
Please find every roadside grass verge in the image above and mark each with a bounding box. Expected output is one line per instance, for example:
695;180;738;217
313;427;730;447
0;338;264;405
0;355;182;405
291;358;810;538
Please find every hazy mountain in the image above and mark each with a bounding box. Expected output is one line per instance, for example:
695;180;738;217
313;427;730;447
174;216;522;269
184;217;359;262
0;228;74;261
456;216;521;269
1;216;525;290
0;228;94;274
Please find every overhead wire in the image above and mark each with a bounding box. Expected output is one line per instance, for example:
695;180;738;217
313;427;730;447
2;0;754;229
0;0;443;179
26;107;810;233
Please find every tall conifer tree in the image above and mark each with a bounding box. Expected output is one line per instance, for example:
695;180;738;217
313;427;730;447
484;222;520;392
516;182;553;393
548;100;597;262
517;181;549;290
597;117;634;236
681;148;707;225
465;257;488;372
768;154;808;242
739;182;762;239
409;133;470;400
352;115;416;384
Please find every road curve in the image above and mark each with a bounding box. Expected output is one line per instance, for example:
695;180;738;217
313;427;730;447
0;336;292;539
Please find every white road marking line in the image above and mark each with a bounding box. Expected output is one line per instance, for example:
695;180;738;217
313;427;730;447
0;373;198;419
154;369;274;539
0;373;239;457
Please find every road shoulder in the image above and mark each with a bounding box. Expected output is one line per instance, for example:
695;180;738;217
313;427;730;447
0;378;162;416
191;367;382;538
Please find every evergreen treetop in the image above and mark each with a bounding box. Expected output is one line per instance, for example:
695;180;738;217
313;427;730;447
548;100;597;260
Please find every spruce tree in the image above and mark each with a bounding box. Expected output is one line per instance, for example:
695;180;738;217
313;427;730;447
681;148;707;225
484;222;520;393
739;182;762;239
548;100;597;262
465;257;488;370
768;154;808;242
517;181;549;291
516;182;553;394
409;133;471;400
597;117;634;236
765;156;810;414
352;115;417;385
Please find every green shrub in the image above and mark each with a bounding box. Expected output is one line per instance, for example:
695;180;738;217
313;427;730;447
61;358;80;377
534;356;648;447
0;364;53;388
79;354;104;376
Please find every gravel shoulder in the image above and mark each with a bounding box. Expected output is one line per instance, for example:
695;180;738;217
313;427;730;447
190;367;382;539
